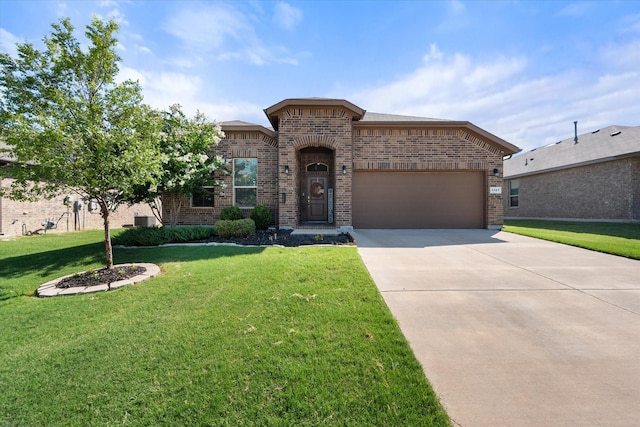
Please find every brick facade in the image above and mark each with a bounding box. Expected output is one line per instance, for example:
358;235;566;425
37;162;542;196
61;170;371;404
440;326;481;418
163;129;279;226
162;98;518;230
505;157;640;221
352;126;506;227
0;178;154;237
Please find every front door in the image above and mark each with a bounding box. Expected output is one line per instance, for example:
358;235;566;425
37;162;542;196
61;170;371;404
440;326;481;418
307;177;327;221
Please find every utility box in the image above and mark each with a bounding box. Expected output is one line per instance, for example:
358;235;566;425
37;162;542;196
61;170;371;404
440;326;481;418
134;216;156;227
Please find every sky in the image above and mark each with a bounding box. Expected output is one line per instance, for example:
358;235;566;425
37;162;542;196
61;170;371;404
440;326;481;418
1;0;639;153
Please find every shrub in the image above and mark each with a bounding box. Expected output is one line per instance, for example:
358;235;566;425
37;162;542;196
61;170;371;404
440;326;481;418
250;205;272;230
220;206;243;221
214;219;256;238
113;226;216;246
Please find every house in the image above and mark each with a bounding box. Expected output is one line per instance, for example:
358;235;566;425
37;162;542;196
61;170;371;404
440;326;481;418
165;98;520;230
504;124;640;222
0;143;155;237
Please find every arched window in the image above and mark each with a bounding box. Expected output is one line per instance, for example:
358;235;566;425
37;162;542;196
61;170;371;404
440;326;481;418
306;163;328;172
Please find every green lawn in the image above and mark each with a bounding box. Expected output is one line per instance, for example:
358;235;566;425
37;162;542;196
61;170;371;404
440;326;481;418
0;231;450;426
504;219;640;259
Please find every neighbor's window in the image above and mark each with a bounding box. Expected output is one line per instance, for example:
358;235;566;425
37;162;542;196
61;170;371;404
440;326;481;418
509;180;519;208
233;158;257;207
192;186;215;208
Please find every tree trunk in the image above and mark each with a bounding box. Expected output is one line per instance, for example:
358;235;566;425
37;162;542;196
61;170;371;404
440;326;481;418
169;194;183;227
101;204;114;269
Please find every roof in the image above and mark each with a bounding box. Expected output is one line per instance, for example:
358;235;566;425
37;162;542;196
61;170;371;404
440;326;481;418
360;112;448;122
220;121;276;138
504;125;640;178
354;113;520;155
264;98;366;130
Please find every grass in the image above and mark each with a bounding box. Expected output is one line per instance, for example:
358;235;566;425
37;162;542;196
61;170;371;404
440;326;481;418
0;231;450;426
504;219;640;259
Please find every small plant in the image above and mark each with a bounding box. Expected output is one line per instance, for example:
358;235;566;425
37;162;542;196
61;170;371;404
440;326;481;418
314;234;324;242
220;206;243;221
250;205;272;230
214;219;256;238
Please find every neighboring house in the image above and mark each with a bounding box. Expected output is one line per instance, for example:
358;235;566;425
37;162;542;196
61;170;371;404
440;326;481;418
0;144;155;237
165;98;520;230
504;124;640;222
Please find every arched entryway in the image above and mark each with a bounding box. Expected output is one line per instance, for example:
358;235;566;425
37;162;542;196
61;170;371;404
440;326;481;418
297;147;335;224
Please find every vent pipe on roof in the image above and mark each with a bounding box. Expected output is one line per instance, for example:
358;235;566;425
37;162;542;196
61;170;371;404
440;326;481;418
574;121;579;144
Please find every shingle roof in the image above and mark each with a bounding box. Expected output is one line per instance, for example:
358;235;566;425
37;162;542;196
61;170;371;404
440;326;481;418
360;112;448;122
504;125;640;178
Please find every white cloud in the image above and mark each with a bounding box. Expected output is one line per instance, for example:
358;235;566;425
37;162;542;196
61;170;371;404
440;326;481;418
115;65;266;124
273;2;303;30
164;5;249;51
346;43;640;152
163;4;299;66
0;28;20;56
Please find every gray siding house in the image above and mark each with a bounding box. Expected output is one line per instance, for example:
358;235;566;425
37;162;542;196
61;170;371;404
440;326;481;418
504;125;640;222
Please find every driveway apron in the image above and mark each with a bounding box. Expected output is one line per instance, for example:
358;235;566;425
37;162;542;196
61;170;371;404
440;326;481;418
354;229;640;427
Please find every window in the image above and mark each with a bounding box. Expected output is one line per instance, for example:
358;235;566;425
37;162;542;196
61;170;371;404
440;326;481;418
509;180;519;208
192;186;215;208
233;158;257;207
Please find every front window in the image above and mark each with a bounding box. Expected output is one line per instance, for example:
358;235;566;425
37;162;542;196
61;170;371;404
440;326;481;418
192;186;214;208
509;180;519;208
233;158;257;207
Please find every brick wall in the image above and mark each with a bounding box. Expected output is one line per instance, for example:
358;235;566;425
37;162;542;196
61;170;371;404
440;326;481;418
505;157;639;221
162;130;279;226
276;107;355;228
0;178;154;237
353;127;506;227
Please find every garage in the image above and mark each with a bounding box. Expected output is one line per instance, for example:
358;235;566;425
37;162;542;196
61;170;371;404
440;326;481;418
352;171;485;229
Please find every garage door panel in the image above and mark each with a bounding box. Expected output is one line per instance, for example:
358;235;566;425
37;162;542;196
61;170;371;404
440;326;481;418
353;172;484;229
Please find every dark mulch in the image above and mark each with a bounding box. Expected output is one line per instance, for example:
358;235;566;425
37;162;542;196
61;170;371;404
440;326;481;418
56;265;146;289
206;229;354;247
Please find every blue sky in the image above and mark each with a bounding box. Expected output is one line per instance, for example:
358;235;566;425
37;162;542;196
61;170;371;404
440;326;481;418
1;0;639;152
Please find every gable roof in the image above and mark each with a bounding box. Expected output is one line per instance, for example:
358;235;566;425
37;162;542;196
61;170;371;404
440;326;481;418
504;125;640;178
264;98;366;130
355;112;520;155
220;121;276;138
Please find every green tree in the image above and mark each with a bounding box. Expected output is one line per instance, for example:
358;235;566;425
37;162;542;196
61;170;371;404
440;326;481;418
129;104;227;227
0;17;163;269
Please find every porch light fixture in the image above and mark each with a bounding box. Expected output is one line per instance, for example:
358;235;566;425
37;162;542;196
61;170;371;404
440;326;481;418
493;168;500;177
284;165;290;174
342;165;347;174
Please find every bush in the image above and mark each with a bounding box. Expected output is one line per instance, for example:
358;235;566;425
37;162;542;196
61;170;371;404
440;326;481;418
220;206;243;221
250;205;272;230
113;226;216;246
214;219;256;238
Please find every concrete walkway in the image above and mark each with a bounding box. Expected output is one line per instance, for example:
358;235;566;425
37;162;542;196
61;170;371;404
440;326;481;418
354;229;640;427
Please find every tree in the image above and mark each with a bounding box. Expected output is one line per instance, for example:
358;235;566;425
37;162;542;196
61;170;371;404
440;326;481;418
0;17;163;269
129;104;227;227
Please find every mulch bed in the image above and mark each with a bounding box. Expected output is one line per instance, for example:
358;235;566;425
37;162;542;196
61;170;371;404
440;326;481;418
205;229;354;247
56;265;146;289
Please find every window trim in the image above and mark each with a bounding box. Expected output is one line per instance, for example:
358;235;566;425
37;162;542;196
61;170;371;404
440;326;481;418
508;179;519;208
233;158;258;208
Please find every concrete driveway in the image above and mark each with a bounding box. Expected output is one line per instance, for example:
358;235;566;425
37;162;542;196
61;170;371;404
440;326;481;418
353;229;640;427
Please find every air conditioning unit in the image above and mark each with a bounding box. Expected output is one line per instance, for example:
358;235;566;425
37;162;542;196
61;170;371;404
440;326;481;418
134;216;156;227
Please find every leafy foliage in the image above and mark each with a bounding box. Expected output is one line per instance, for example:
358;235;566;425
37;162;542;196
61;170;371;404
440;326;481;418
214;219;256;238
128;105;227;226
0;17;162;268
112;226;216;247
220;205;243;221
250;204;272;229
